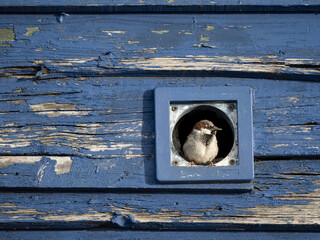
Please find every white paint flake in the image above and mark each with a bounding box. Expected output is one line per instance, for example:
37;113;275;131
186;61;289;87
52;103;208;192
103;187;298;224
0;156;42;168
48;156;73;175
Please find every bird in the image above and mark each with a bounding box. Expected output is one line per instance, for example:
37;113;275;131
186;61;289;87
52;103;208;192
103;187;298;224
182;120;222;166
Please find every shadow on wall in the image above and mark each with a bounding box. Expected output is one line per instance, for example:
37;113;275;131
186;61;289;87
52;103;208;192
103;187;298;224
142;89;157;185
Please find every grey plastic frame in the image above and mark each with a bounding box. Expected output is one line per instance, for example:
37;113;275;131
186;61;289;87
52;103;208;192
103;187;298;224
154;86;254;183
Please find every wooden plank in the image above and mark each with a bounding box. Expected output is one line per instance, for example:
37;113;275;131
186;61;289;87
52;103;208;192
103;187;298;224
1;0;320;13
0;160;319;231
0;77;319;188
1;14;320;80
3;0;320;6
0;77;319;157
1;231;320;239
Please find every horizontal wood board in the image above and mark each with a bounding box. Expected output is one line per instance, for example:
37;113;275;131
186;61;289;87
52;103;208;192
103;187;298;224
0;77;319;189
1;0;320;13
0;159;320;230
1;231;320;239
3;0;320;6
0;14;320;80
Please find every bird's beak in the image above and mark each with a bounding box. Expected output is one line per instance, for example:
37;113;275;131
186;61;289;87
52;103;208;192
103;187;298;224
212;126;222;131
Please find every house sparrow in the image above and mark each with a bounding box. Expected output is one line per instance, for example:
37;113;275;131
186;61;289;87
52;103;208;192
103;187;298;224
182;120;222;166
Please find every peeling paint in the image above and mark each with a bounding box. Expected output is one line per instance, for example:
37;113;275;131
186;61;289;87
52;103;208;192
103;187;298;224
0;161;319;226
205;25;215;31
48;157;73;175
0;156;42;168
1;208;46;219
0;28;15;42
86;142;133;152
151;30;169;34
75;123;104;134
306;146;319;149
237;202;320;225
0;156;72;175
102;31;127;36
128;41;140;44
304;137;313;140
4;123;16;127
272;144;289;148
0;28;15;45
0;141;31;148
34;110;90;117
125;154;146;159
299;127;312;133
285;58;315;65
142;49;157;54
0;203;18;208
42;211;112;221
118;55;320;74
287;96;300;104
37;162;47;182
24;27;40;36
0;43;11;47
109;193;320;225
0;123;141;154
9;100;26;104
29;102;90;117
200;34;210;41
45;58;97;66
30;102;77;112
265;54;278;58
34;48;44;52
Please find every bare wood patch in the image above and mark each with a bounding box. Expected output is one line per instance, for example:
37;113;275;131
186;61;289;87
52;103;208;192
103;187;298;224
0;156;73;175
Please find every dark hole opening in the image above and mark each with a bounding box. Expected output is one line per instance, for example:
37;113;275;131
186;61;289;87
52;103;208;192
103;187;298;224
172;105;234;163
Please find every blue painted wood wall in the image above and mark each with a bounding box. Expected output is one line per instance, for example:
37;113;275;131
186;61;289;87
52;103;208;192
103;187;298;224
0;1;320;238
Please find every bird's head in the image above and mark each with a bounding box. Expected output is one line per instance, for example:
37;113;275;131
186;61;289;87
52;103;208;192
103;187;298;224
193;120;222;135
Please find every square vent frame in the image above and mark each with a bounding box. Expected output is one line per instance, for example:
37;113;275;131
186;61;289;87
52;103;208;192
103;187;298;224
154;86;254;183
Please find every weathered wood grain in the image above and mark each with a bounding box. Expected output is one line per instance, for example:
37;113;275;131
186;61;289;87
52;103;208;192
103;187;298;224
1;0;320;13
0;160;319;230
0;76;319;188
1;1;320;235
1;14;320;80
1;231;320;240
0;77;319;157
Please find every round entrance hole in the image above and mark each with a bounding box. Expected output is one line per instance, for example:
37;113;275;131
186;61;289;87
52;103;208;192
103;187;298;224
172;105;235;164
